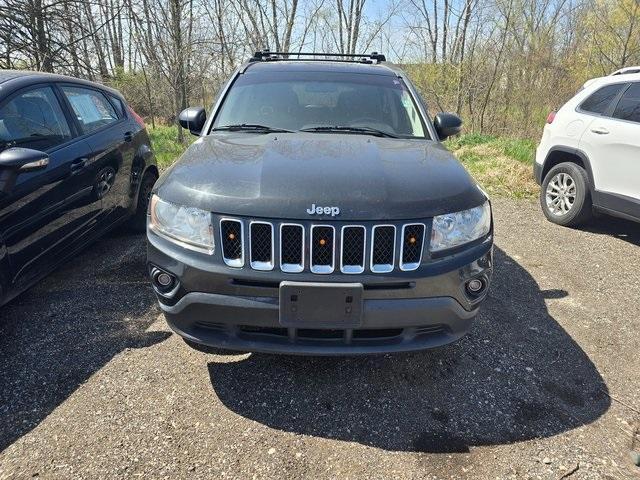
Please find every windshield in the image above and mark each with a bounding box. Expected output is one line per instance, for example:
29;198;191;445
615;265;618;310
211;71;428;139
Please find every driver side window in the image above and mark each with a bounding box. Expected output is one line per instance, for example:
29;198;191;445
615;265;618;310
0;86;72;152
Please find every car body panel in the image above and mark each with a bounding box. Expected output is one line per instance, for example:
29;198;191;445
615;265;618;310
0;70;157;306
577;104;640;200
1;136;102;291
156;132;486;221
148;224;493;355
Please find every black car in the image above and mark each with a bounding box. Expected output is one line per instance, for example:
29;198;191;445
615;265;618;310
0;70;158;307
147;52;493;355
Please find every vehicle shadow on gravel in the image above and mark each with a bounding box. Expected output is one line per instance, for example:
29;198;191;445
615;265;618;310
0;231;169;453
208;247;610;453
583;215;640;247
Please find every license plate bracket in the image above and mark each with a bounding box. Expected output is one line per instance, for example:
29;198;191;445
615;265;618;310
279;281;364;328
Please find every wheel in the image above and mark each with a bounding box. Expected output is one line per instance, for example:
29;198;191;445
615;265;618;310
128;170;158;233
93;166;116;200
540;162;592;227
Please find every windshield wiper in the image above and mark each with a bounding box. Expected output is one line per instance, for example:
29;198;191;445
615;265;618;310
212;123;293;133
299;125;399;138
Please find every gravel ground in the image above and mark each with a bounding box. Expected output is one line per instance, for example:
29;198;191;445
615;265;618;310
0;198;639;479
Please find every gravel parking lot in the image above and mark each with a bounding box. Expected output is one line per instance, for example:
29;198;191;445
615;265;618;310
1;198;639;479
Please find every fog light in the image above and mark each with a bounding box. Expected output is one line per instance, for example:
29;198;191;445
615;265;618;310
466;278;485;295
156;272;173;287
150;267;178;297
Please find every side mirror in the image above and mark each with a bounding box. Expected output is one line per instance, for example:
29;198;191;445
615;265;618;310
0;147;49;171
178;107;206;135
0;147;49;194
434;113;463;140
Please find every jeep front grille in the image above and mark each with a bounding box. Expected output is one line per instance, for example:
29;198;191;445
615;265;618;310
340;226;366;274
310;225;335;274
400;223;425;271
220;219;244;267
371;225;395;273
280;224;304;273
249;221;274;270
218;218;427;274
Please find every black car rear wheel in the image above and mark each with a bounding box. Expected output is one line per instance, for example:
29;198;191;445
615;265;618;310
128;170;158;233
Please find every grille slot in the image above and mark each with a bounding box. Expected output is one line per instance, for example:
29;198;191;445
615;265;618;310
415;325;445;336
280;224;304;273
371;225;396;273
220;219;244;267
400;223;425;271
352;328;403;339
341;225;366;274
310;225;335;274
218;217;425;274
249;222;274;270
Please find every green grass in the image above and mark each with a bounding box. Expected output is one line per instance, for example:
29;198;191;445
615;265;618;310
445;134;538;198
446;134;536;164
147;125;193;170
446;132;496;148
494;137;536;164
147;126;538;198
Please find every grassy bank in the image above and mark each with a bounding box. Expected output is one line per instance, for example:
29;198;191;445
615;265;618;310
445;134;538;198
147;125;194;170
147;126;538;198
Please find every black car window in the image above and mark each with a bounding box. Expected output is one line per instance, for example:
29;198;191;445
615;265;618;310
0;86;72;152
612;82;640;123
108;94;126;118
579;83;625;115
61;86;118;134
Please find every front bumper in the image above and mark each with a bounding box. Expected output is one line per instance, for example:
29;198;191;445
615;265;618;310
148;230;493;355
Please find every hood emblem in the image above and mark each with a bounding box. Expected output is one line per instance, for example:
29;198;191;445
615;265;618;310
307;203;340;217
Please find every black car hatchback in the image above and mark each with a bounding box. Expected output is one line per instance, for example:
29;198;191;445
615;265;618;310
0;70;158;307
147;52;493;355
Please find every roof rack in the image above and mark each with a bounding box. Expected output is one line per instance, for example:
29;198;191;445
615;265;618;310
610;66;640;76
248;50;386;64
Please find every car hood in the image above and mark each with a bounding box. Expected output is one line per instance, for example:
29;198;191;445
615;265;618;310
155;132;486;221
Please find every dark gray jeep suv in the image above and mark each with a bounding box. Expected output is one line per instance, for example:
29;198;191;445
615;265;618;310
147;52;493;355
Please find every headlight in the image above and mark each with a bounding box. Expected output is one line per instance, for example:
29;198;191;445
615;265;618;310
430;201;491;252
149;194;214;254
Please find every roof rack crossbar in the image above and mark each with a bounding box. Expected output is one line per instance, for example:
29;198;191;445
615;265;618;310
249;50;386;64
610;66;640;76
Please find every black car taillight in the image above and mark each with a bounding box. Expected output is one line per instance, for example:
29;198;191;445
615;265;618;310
128;106;146;128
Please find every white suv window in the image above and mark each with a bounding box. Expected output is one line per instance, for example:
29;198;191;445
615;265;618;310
612;83;640;123
579;83;625;115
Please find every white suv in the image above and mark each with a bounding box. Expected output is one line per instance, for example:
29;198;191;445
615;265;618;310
534;69;640;226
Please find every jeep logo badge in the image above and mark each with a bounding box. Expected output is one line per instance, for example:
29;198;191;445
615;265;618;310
306;203;340;217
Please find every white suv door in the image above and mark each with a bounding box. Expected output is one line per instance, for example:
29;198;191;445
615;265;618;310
579;82;640;200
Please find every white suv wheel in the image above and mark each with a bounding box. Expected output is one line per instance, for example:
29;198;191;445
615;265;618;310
545;172;577;216
540;162;592;227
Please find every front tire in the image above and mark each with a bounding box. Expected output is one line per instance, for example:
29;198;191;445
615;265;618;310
540;162;592;227
128;170;158;233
